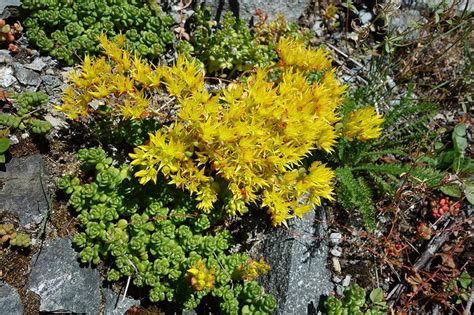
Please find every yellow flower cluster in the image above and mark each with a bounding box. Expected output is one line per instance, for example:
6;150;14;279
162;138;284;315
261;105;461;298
57;34;204;120
343;107;384;141
130;39;346;226
277;37;332;71
57;35;353;226
236;258;271;281
187;260;215;291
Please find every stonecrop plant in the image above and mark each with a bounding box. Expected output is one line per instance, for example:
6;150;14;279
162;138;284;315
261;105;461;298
178;6;277;76
0;91;52;134
22;0;173;65
58;148;276;313
57;35;353;226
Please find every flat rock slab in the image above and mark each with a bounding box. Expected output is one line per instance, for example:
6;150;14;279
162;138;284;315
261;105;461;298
260;209;331;314
203;0;311;22
0;0;21;19
28;238;101;314
0;282;23;315
11;62;42;86
103;288;140;315
0;154;50;227
0;66;17;87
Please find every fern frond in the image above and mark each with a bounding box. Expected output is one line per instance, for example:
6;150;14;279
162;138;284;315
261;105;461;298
408;166;445;188
353;163;445;188
352;163;409;176
336;167;376;231
359;148;409;161
367;171;398;196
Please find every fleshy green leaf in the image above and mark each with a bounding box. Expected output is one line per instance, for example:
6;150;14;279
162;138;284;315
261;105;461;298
453;123;468;154
459;271;472;289
464;181;474;205
0;137;10;153
440;184;462;198
369;288;384;303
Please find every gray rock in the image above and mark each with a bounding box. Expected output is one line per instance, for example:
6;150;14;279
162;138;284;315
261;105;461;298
28;238;101;314
0;282;23;315
0;155;50;227
0;66;17;87
0;0;21;19
103;288;139;315
397;0;473;12
388;9;426;37
44;114;67;129
260;209;332;314
11;62;42;86
0;50;13;64
201;0;311;22
41;75;64;94
24;58;48;72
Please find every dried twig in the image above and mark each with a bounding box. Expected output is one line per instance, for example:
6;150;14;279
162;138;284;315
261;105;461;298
465;289;474;315
387;218;458;306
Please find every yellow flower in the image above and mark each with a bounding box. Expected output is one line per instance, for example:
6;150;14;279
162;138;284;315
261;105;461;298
187;260;215;291
344;107;384;141
134;167;158;185
277;37;332;72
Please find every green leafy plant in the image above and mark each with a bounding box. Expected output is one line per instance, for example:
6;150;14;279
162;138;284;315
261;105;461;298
178;6;277;76
58;148;276;314
0;91;53;163
22;0;174;65
0;137;10;164
324;284;387;315
445;271;472;305
0;91;52;134
428;123;474;204
0;223;31;247
331;87;445;230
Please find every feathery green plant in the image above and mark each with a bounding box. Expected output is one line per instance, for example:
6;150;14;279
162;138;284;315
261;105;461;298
58;148;276;313
331;86;445;230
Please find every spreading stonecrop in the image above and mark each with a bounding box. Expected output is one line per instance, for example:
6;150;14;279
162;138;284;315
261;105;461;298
130;39;346;227
59;148;275;313
343;106;384;142
57;36;352;226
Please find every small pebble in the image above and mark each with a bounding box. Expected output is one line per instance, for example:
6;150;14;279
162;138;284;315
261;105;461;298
9;134;19;145
332;257;341;273
312;20;324;37
330;247;342;257
332;275;342;283
359;11;373;25
342;275;352;287
45;69;55;75
329;232;342;246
